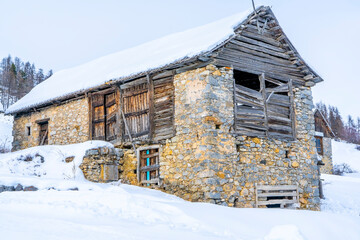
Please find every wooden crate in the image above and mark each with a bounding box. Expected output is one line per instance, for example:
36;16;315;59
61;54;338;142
255;184;299;208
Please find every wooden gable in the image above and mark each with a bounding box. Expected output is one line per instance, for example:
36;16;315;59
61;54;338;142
213;7;320;86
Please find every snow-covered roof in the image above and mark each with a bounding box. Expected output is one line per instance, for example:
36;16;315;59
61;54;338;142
7;9;254;114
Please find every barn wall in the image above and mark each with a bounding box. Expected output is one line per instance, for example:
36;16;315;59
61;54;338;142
155;64;320;210
320;137;333;174
12;98;89;151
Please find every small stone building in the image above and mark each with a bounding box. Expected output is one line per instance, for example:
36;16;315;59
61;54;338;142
314;109;335;174
8;6;324;210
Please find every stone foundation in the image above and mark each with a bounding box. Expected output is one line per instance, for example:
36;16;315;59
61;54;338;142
80;146;122;182
12;98;90;151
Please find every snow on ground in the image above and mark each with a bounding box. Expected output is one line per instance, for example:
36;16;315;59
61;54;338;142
0;113;13;152
321;173;360;216
0;141;113;189
332;140;360;172
0;135;360;239
1;183;360;240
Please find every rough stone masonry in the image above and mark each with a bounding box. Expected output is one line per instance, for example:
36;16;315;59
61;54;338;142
117;65;320;210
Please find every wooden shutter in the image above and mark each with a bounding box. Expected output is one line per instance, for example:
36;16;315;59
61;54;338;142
153;74;175;141
122;83;149;139
234;74;295;139
92;94;106;140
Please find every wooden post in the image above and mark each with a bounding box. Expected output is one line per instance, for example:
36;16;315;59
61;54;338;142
88;92;93;140
147;74;155;141
288;79;296;139
233;67;237;134
259;73;269;137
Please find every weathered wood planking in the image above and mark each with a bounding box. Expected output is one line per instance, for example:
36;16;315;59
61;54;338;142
153;74;175;141
234;73;294;139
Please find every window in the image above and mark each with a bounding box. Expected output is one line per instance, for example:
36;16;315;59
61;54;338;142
315;136;323;155
26;126;31;136
137;146;160;185
233;70;295;139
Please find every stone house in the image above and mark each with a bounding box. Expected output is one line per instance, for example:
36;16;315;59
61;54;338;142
314;109;335;174
7;6;323;210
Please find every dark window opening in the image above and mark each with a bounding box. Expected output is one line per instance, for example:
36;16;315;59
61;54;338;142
138;147;160;185
234;70;260;91
215;124;221;129
38;121;48;145
285;150;289;158
26;126;31;136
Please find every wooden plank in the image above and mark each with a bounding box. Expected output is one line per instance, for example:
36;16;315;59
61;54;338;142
140;151;159;158
234;35;286;53
140;164;160;172
214;59;305;85
257;199;297;206
259;73;269;136
288;79;296;139
120;77;147;89
147;74;155;141
256;185;298;190
141;179;159;184
88;92;93;140
235;84;262;100
257;192;298;197
236;106;265;117
230;39;290;59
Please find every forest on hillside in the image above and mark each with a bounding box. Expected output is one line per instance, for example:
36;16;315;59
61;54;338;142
316;102;360;145
0;55;52;110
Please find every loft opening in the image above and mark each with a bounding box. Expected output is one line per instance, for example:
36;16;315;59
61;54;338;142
233;69;295;139
234;70;259;91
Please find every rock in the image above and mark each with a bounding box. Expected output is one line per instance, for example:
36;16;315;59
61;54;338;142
23;186;38;191
15;184;23;191
292;161;299;168
65;156;75;163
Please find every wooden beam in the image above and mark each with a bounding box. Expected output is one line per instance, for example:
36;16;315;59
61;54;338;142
259;73;269;137
288;79;296;139
147;74;155;141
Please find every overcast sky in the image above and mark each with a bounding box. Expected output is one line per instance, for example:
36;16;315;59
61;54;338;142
1;0;359;119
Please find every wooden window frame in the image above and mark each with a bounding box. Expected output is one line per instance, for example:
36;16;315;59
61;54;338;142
136;145;160;185
315;136;323;155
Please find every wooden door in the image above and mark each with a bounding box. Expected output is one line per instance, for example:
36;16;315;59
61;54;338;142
92;94;106;140
122;83;149;139
39;122;48;145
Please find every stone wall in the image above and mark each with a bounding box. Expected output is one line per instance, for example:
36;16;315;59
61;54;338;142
320;137;333;174
12;98;89;151
80;146;122;182
111;65;320;210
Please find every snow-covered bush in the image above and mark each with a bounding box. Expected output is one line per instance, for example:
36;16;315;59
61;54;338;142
333;163;356;176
